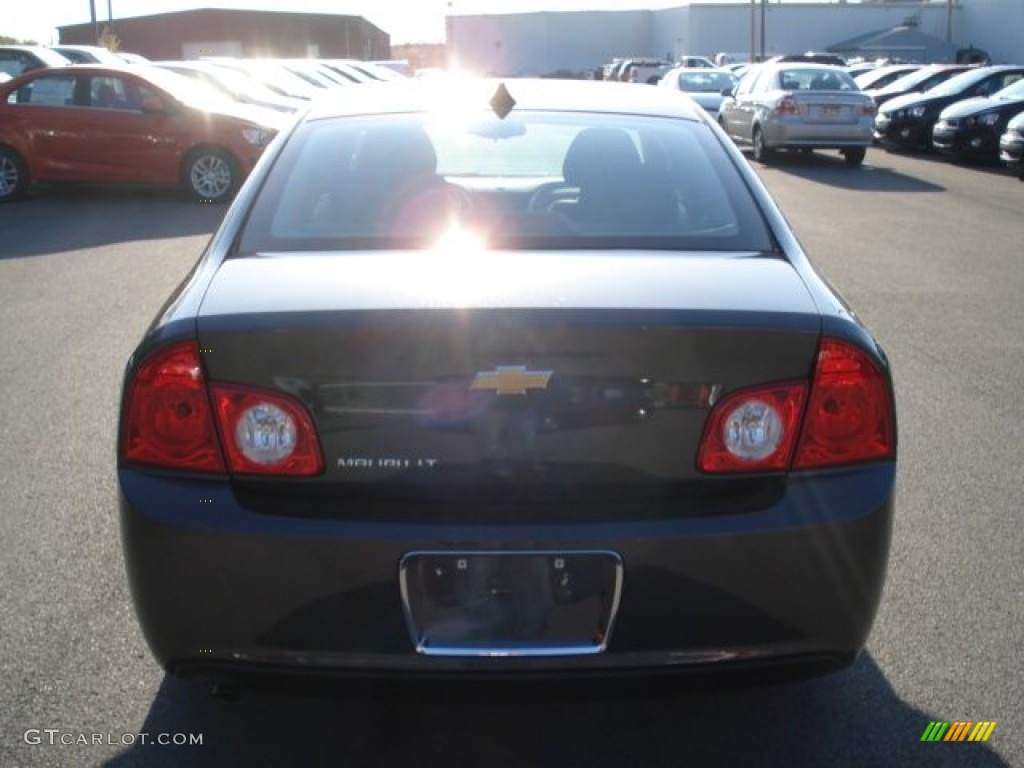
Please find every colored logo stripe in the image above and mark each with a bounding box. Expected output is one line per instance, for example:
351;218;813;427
921;721;996;742
969;722;998;742
945;721;973;741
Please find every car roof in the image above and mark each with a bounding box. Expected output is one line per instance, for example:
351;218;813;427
760;62;848;72
302;78;706;122
2;63;138;83
0;45;71;66
0;63;196;94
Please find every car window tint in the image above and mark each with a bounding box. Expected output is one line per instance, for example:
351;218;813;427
0;51;31;78
9;74;76;106
780;69;857;91
678;72;736;92
90;75;135;109
735;67;762;96
238;112;773;255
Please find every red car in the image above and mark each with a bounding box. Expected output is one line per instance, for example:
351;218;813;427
0;65;284;203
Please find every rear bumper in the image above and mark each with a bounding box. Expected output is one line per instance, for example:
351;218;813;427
119;463;895;679
763;119;873;150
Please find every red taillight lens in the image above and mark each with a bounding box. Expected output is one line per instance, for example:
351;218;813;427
793;339;894;469
697;382;807;472
697;338;894;474
121;341;225;472
212;383;323;476
776;96;800;116
121;342;323;476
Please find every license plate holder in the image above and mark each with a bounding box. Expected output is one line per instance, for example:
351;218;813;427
400;551;623;656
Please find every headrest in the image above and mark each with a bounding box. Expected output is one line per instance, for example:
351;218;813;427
355;124;438;180
562;127;642;186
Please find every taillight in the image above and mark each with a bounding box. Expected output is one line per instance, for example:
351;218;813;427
863;100;877;116
212;384;323;475
121;341;323;476
793;338;894;469
776;96;800;116
121;341;225;472
698;338;894;473
697;382;807;472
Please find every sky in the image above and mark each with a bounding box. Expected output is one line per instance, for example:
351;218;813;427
3;0;689;46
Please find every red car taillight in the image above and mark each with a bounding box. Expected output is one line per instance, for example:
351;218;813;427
792;338;894;469
121;341;322;476
212;383;323;475
121;342;226;472
698;382;807;472
776;96;800;116
698;338;894;473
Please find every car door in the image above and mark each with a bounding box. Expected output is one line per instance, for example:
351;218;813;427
723;66;765;141
74;74;186;183
2;72;85;178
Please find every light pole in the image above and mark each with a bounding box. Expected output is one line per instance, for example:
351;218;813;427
89;0;98;43
760;0;766;61
750;0;755;62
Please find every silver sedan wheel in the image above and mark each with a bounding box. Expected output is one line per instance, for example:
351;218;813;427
752;127;773;164
188;151;236;202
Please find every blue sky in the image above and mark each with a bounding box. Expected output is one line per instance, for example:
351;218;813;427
5;0;690;45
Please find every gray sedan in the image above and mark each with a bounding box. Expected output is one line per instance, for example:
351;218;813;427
718;63;876;166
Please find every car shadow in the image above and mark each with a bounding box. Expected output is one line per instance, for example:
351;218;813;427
102;654;1010;767
0;186;226;260
877;147;1019;178
750;150;947;192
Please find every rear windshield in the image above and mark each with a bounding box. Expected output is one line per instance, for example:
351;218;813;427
237;111;774;253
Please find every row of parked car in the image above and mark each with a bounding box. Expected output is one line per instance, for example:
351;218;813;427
0;47;409;203
653;55;1024;175
865;63;1024;172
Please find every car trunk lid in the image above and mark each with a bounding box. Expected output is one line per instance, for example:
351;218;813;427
196;251;822;514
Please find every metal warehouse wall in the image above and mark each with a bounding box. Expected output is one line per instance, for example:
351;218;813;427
448;2;1010;77
447;10;655;76
678;2;959;61
58;9;390;61
960;0;1024;63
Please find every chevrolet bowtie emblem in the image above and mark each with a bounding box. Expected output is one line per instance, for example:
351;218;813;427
470;366;553;395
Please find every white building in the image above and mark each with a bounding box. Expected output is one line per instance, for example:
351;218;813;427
447;1;1021;77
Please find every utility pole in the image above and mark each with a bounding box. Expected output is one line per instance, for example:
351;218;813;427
750;0;755;62
90;0;98;43
760;0;766;61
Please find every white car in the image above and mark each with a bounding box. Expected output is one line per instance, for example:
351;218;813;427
658;67;739;117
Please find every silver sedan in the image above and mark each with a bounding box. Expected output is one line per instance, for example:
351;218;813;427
718;63;876;166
